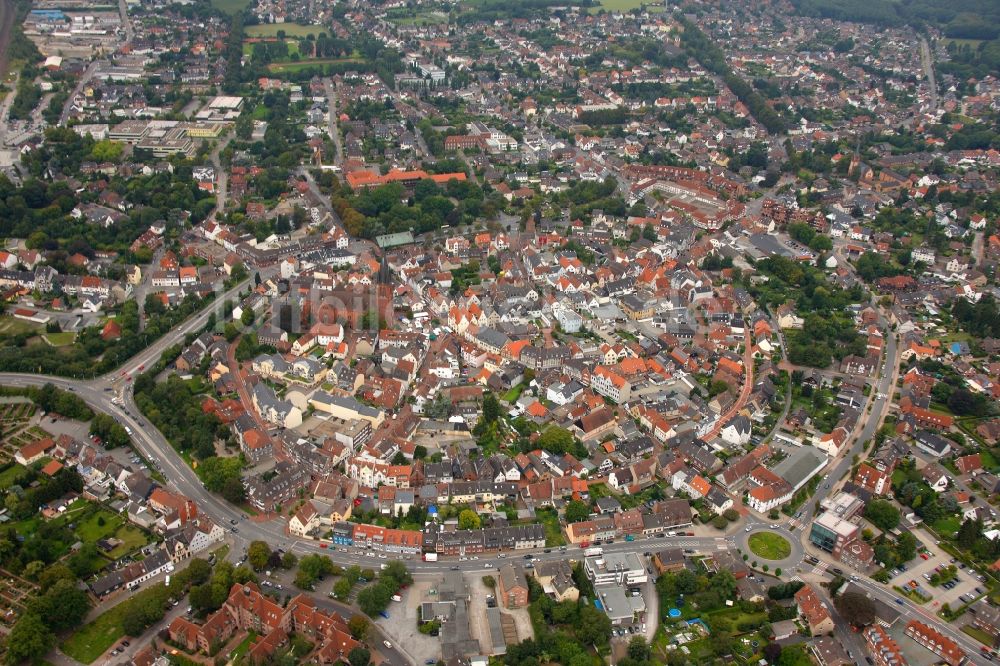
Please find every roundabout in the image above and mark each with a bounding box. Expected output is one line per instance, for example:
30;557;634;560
748;532;791;560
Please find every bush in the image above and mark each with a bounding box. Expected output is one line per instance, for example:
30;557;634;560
723;508;740;522
712;515;729;529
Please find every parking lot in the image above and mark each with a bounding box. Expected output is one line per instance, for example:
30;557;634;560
374;578;443;666
889;548;985;610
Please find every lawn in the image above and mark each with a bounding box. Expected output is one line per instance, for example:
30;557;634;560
503;383;527;403
535;508;566;547
243;40;301;58
106;525;150;559
0;464;27;490
61;602;130;663
211;0;250;14
590;0;651;11
75;508;124;544
266;58;364;73
963;624;995;646
0;317;41;342
245;23;324;38
43;332;76;346
933;516;962;539
230;632;258;660
748;532;791;560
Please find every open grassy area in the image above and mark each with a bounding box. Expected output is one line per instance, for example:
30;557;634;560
0;464;27;490
963;624;995;646
211;0;250;14
748;532;791;560
243;40;300;57
266;58;364;73
386;11;448;25
503;383;526;403
933;516;962;539
229;632;258;660
535;508;566;547
245;23;323;38
75;508;124;543
61;601;130;663
106;525;149;559
0;316;41;342
589;0;655;11
43;331;77;346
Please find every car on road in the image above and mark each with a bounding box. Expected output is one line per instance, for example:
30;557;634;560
895;598;904;605
383;641;392;649
379;611;389;619
485;563;493;568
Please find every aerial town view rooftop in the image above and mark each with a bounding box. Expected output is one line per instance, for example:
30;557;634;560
0;0;999;663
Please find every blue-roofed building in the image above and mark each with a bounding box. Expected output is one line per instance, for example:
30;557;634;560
332;521;354;546
29;9;66;20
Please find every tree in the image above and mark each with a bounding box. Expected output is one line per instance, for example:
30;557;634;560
957;518;983;550
834;591;875;627
482;575;496;589
458;509;481;530
896;531;917;563
348;646;371;666
28;578;90;631
564;500;590;523
575;603;612;646
481;392;501;424
5;613;54;665
763;642;783;664
710;569;737;599
247;541;271;571
381;560;412;587
536;426;576;455
627;636;650;661
333;578;352;600
281;552;298;570
864;499;900;532
348;614;370;640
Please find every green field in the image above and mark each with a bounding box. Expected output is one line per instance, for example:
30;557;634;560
748;532;791;560
61;600;131;663
0;464;27;490
211;0;250;14
43;331;77;346
0;316;41;341
243;40;301;57
246;23;323;38
590;0;655;11
266;58;364;73
386;11;449;25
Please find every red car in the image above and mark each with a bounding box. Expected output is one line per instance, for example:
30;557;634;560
920;553;929;560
